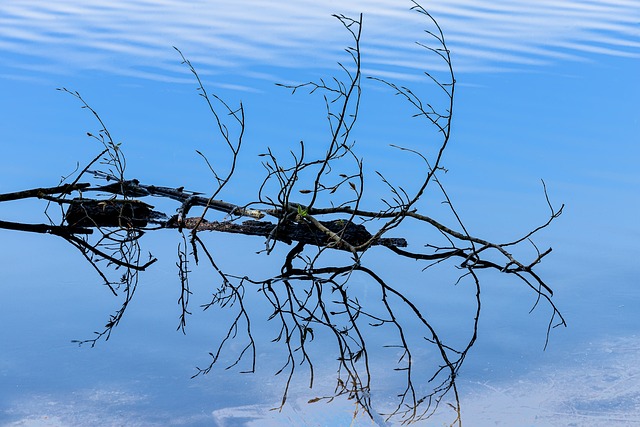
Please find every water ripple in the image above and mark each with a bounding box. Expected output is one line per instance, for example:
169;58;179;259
0;0;638;83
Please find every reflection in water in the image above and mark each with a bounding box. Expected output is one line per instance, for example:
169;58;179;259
0;1;638;426
3;337;639;426
0;0;638;82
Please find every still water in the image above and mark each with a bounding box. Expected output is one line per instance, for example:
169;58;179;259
1;1;639;425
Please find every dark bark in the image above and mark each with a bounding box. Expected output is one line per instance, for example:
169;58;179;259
65;198;154;228
171;218;408;249
0;5;565;425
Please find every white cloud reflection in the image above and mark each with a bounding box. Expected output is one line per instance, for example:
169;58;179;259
0;0;638;83
4;336;639;426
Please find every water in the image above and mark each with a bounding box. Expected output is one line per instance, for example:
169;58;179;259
1;1;639;425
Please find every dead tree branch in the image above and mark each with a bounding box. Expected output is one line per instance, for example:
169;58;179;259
0;3;565;426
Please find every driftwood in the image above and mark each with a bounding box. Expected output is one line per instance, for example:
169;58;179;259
73;178;406;249
0;5;565;425
173;218;408;249
65;198;154;228
91;178;264;219
1;181;407;251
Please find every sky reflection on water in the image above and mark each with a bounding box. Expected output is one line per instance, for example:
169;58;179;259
0;1;639;426
0;0;638;84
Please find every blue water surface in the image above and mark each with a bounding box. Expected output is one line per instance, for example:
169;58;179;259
1;1;639;426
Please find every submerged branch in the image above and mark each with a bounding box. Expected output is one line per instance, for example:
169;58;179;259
0;3;565;426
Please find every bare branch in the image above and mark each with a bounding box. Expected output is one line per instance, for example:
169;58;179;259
0;3;565;426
